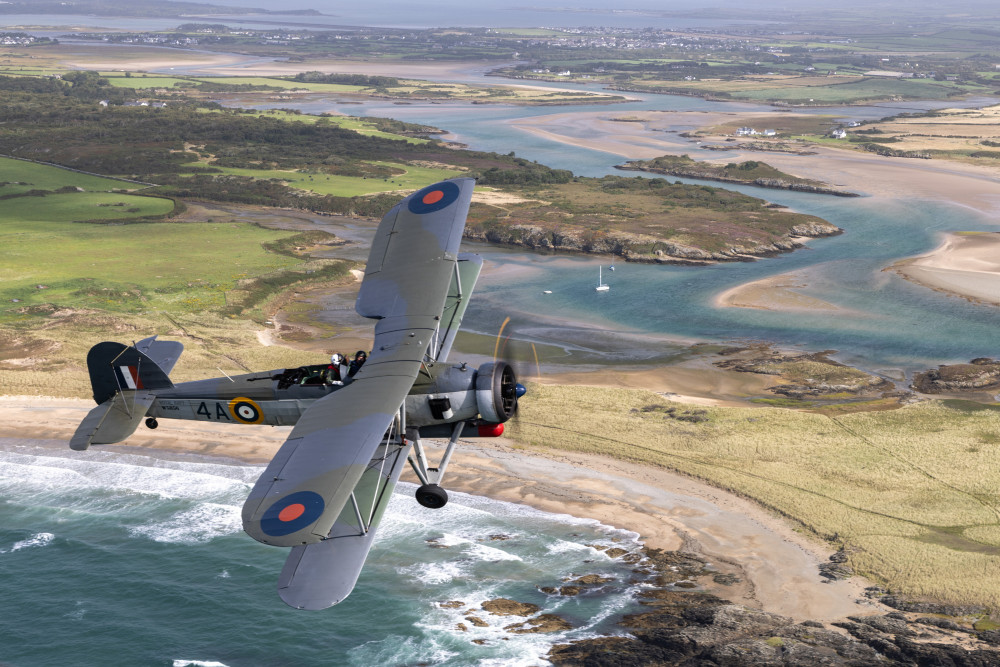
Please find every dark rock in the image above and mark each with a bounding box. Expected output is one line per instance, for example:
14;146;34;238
915;616;963;631
819;562;854;580
504;613;573;634
878;595;988;617
848;613;914;636
481;599;539;617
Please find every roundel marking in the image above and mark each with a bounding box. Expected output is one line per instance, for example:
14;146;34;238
260;491;325;537
228;397;263;424
407;181;460;215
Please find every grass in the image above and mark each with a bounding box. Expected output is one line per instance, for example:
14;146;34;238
188;159;463;197
0;158;331;324
0;156;141;193
197;108;432;144
507;384;1000;610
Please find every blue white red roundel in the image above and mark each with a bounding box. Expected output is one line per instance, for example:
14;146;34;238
407;181;460;215
260;491;325;537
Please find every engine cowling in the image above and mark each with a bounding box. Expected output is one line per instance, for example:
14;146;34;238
475;361;519;424
404;360;520;428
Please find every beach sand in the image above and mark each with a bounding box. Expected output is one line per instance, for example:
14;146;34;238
889;232;1000;306
713;271;844;313
0;395;878;623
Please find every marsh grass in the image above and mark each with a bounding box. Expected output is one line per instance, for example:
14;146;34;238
506;384;1000;608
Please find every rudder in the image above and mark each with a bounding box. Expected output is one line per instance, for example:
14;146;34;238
87;338;178;405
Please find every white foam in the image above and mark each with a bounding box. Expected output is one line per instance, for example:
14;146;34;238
173;661;230;667
346;634;458;666
466;541;523;562
546;539;595;554
399;560;469;585
130;503;242;544
1;532;55;554
1;450;252;501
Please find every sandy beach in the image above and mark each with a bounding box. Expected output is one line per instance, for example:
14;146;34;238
889;231;1000;306
0;395;878;623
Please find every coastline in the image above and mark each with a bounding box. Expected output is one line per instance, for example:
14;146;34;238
0;395;877;623
506;110;1000;310
509;110;1000;215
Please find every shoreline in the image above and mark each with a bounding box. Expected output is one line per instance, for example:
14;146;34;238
509;110;1000;215
0;395;878;623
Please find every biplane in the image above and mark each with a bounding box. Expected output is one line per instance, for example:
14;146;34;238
70;178;525;610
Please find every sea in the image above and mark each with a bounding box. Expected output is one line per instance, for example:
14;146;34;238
6;5;1000;665
1;438;648;666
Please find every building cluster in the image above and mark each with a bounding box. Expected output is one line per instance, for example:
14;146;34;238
735;127;778;137
0;33;48;46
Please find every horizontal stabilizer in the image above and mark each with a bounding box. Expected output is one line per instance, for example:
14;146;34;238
134;336;184;376
277;440;411;610
70;391;156;450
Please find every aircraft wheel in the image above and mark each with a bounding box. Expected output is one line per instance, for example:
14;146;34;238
415;484;448;509
145;417;158;430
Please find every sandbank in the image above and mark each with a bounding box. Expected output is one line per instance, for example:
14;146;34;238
714;271;844;313
890;231;1000;306
510;110;1000;216
0;395;878;623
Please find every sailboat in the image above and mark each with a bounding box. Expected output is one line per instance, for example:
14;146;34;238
595;265;610;291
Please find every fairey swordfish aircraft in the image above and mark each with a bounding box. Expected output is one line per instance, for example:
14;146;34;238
69;178;526;610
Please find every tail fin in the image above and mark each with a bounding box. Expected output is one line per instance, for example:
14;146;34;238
70;337;183;451
86;337;179;404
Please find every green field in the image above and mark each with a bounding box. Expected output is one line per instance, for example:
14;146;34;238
0;157;141;193
509;385;1000;610
0;158;309;321
191;159;462;197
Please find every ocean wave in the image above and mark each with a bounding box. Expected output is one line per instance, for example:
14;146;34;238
173;661;230;667
346;634;458;667
1;532;55;554
399;559;470;585
130;502;242;544
0;449;253;505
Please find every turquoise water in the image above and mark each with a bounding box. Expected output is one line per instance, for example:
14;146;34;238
239;88;1000;376
1;439;650;666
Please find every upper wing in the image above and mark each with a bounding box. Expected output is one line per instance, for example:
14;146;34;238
241;178;475;548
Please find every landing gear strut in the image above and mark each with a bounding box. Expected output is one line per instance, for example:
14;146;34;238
407;422;463;510
145;417;158;429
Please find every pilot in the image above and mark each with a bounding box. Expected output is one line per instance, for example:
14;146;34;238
347;350;368;378
326;353;346;384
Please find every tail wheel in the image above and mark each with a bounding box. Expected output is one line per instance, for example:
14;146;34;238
415;484;448;509
145;417;158;430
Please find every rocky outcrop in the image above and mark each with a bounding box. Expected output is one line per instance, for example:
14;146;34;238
617;162;859;197
715;347;896;399
463;222;842;265
549;551;1000;666
912;358;1000;394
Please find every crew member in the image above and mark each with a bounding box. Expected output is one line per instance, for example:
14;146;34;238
348;350;368;378
327;353;346;384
